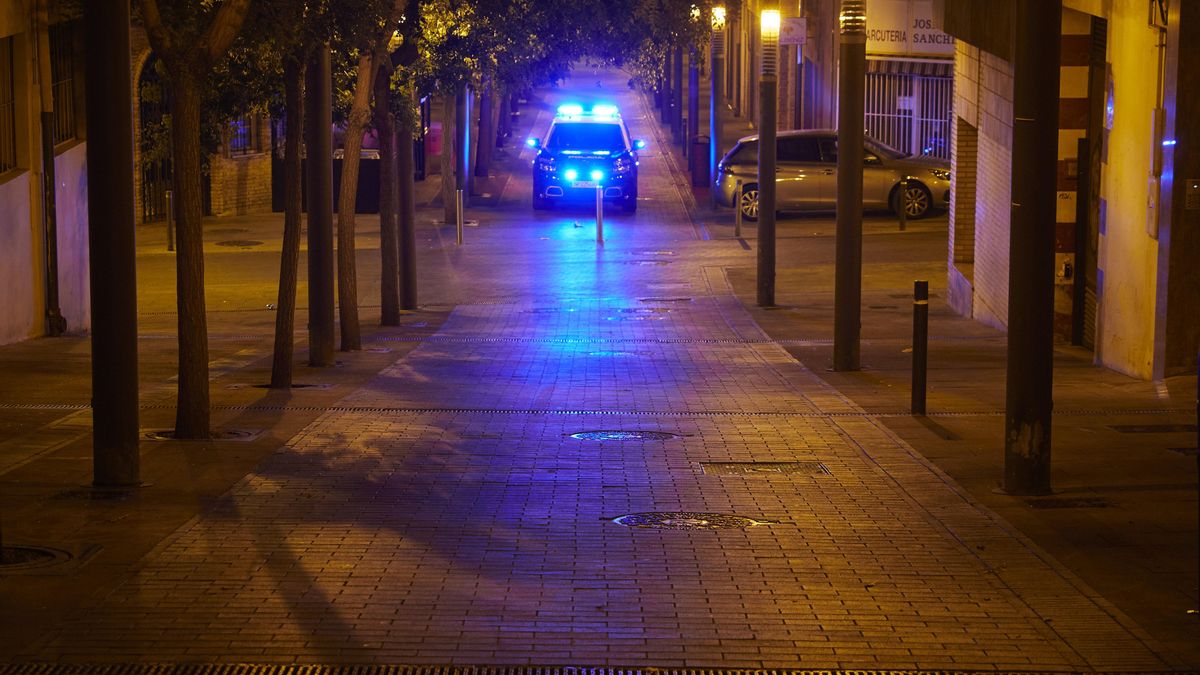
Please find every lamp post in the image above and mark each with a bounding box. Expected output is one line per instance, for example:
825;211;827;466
834;0;866;371
757;7;780;307
710;6;726;209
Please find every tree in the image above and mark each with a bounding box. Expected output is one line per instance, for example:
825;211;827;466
333;0;403;351
140;0;252;439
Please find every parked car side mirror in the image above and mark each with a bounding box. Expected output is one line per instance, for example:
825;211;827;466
525;137;541;149
633;139;647;150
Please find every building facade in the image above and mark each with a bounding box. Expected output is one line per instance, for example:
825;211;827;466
939;0;1200;379
0;2;90;346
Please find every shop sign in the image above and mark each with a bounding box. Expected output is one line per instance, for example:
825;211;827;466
780;17;807;45
866;0;955;57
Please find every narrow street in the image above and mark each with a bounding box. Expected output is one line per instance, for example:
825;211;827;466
0;68;1191;671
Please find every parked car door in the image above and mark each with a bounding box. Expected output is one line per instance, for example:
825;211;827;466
777;136;828;210
818;136;894;209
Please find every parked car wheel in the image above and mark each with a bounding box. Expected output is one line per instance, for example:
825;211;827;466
739;184;760;222
893;181;933;219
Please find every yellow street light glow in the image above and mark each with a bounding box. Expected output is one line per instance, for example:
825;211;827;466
761;9;781;39
712;6;726;30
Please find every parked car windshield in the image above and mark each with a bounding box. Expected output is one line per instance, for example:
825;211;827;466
867;138;909;159
547;123;626;152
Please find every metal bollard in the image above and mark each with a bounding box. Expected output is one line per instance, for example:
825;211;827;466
734;179;743;238
1191;349;1200;615
165;189;175;252
898;178;908;232
455;189;464;246
595;186;604;244
911;279;929;415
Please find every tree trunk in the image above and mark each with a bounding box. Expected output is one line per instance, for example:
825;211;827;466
441;94;456;224
496;86;511;147
169;65;210;438
398;89;418;310
335;52;373;351
474;73;493;178
270;57;305;388
375;62;400;326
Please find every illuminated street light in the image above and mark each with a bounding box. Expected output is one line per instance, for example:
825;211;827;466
757;7;780;307
710;6;727;210
834;0;866;371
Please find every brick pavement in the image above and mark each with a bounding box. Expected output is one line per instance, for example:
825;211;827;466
23;293;1174;669
1;66;1189;671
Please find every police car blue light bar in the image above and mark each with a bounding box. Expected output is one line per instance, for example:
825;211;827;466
557;103;584;116
591;104;619;118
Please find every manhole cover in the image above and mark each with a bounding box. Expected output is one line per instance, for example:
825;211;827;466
1109;423;1197;433
702;461;829;476
1169;447;1199;456
143;429;264;442
1026;496;1111;509
0;545;72;571
867;305;899;310
621;260;671;266
570;430;680;441
215;240;263;248
619;307;672;314
612;512;771;529
639;297;692;303
249;383;332;390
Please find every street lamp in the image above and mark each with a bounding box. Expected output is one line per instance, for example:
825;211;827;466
709;6;727;209
834;0;866;370
757;7;780;307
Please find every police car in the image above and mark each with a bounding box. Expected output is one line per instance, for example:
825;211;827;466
527;103;644;213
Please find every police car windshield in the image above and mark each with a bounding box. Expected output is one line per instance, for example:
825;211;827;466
546;122;625;152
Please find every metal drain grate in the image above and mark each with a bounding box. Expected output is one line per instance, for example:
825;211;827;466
0;545;72;571
143;429;265;442
0;666;956;675
638;297;692;303
612;512;772;529
702;461;829;476
586;350;643;357
570;430;681;441
1109;423;1197;433
1169;447;1199;456
1026;496;1112;509
618;307;672;314
215;240;263;248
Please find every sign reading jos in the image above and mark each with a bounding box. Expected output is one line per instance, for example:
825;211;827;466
866;0;954;57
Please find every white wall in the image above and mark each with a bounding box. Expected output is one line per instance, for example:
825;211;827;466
54;142;89;333
0;174;35;344
1095;0;1163;378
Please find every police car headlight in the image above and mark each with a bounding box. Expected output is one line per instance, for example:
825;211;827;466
614;156;633;173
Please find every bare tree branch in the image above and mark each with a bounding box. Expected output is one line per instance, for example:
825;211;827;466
198;0;253;66
139;0;176;58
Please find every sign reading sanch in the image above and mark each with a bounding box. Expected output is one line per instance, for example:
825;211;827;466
866;0;955;57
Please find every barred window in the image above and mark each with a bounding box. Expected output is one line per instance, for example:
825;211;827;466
49;20;80;145
0;36;16;173
228;115;262;156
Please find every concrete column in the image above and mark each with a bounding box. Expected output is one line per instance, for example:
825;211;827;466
1004;0;1061;495
83;0;139;486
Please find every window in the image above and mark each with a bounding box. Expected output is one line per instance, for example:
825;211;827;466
0;36;16;173
228;115;262;156
778;137;821;163
49;20;80;145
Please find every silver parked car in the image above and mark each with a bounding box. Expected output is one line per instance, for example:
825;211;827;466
713;129;951;221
